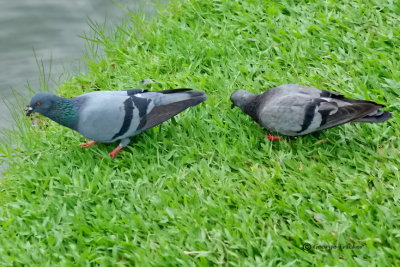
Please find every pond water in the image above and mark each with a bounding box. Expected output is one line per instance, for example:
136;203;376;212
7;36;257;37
0;0;156;131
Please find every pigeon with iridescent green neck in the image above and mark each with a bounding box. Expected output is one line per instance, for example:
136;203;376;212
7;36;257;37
231;84;392;139
27;88;206;158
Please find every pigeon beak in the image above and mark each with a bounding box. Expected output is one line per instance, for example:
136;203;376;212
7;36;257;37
26;107;33;116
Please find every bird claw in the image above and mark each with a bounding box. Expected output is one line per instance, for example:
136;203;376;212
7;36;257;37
109;145;123;159
79;140;97;148
265;134;281;141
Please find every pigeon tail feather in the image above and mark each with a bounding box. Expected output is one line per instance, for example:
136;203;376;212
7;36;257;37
353;110;392;123
154;90;206;106
158;88;193;94
141;95;206;132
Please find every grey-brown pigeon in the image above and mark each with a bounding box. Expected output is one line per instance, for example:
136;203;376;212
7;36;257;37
27;88;206;158
231;84;391;138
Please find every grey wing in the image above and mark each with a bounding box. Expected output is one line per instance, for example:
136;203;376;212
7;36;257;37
316;100;384;131
262;96;381;136
76;94;141;142
79;89;148;98
134;89;207;132
140;98;203;131
268;84;343;99
258;95;326;135
299;87;387;132
260;84;389;136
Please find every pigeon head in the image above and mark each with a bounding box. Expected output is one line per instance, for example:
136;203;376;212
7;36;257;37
26;92;79;129
26;92;58;116
230;90;254;109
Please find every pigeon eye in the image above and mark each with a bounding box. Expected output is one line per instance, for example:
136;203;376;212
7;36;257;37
35;101;41;106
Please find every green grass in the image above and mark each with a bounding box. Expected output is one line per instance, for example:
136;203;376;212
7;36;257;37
1;0;400;265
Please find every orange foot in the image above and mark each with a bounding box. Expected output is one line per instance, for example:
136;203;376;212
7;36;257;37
265;134;281;141
79;140;97;148
109;145;124;159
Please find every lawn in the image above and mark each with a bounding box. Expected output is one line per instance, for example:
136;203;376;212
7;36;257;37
1;0;399;265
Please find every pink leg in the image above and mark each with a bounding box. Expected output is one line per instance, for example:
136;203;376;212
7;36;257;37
79;140;97;148
265;134;281;141
109;145;124;159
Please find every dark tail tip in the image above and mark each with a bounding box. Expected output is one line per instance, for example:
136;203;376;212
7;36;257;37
187;90;207;100
354;110;392;123
159;88;193;94
190;95;207;106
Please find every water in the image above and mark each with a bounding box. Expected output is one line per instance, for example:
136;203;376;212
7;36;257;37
0;0;156;130
0;0;158;174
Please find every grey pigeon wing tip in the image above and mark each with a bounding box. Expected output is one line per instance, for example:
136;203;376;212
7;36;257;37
140;96;205;132
318;103;381;131
158;88;193;94
353;110;392;123
343;98;386;107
